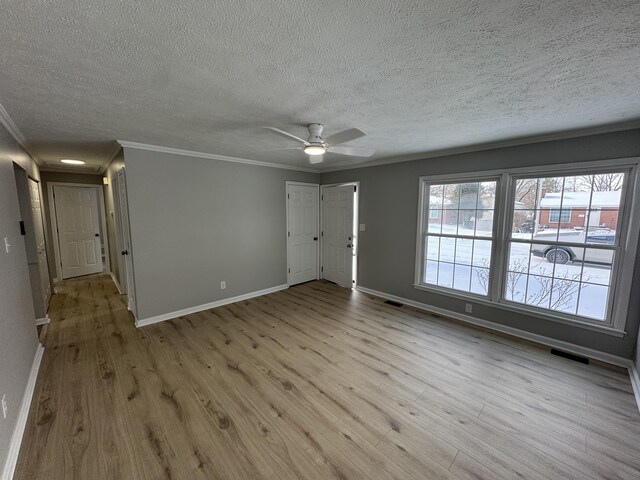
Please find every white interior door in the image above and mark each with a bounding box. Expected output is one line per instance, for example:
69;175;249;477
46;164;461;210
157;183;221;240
29;179;51;304
322;185;355;287
117;169;137;315
54;185;103;279
287;183;319;285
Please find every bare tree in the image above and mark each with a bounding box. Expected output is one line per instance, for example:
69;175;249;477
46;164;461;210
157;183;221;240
475;260;589;311
580;173;624;191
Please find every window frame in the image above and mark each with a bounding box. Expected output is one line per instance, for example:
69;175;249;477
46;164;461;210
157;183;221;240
415;158;640;336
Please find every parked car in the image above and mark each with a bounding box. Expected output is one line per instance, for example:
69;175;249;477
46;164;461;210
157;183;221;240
530;229;615;265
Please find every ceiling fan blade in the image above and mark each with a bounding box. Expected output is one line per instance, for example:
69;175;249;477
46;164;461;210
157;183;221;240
264;127;307;144
327;145;375;157
266;147;303;151
324;128;366;146
308;154;325;165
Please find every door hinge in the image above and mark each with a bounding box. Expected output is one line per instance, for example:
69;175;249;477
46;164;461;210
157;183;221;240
288;268;290;273
321;266;323;272
321;231;323;237
321;194;323;201
354;185;357;192
288;231;290;237
287;193;290;199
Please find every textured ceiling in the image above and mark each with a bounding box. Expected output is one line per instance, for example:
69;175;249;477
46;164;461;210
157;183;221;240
1;0;639;172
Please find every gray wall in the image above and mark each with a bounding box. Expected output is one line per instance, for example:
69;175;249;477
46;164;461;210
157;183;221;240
322;129;640;359
123;147;319;320
40;172;104;281
103;151;125;287
0;125;40;474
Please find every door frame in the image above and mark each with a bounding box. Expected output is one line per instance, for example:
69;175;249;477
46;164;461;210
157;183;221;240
320;182;360;288
114;167;137;316
286;181;320;286
47;182;111;282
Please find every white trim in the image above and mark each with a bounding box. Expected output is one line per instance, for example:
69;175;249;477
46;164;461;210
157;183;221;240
117;140;319;173
629;363;640;414
414;161;640;333
47;182;111;281
321;123;640;173
411;283;626;337
356;286;632;368
135;284;289;328
110;272;123;294
100;143;122;174
1;344;44;480
35;315;49;326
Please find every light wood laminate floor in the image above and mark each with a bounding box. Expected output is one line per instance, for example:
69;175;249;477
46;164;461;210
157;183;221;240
15;274;640;480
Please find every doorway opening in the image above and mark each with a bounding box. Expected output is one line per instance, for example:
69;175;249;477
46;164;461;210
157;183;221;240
47;183;109;281
320;182;359;288
13;164;52;328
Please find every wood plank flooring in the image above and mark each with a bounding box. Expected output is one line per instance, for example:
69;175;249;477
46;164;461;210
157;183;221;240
14;274;640;480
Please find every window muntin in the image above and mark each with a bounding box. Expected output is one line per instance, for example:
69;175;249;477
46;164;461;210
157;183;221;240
420;180;497;296
506;173;624;321
417;168;633;329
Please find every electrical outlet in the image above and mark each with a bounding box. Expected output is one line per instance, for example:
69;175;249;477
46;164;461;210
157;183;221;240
465;303;473;314
359;224;366;231
1;395;7;419
220;281;226;290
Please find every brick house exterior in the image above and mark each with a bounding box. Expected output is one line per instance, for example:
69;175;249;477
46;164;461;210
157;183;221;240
539;191;620;230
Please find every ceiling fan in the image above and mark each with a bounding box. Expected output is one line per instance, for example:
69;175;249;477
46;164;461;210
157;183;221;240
265;123;375;164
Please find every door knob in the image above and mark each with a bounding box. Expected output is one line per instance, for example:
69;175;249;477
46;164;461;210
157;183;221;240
95;233;100;237
121;250;129;255
346;244;352;248
313;237;318;241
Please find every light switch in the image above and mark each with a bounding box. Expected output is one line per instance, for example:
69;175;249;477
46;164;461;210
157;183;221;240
359;224;366;231
4;237;10;253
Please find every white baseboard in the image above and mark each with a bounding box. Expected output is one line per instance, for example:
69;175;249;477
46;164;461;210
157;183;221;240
356;286;632;368
35;315;49;326
629;363;640;414
135;284;289;328
1;343;44;480
110;272;122;294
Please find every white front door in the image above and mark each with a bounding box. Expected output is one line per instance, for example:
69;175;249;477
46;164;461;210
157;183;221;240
29;179;50;303
54;185;103;279
322;185;355;287
287;183;319;285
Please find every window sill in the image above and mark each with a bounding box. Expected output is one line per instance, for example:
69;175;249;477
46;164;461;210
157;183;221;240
413;283;626;338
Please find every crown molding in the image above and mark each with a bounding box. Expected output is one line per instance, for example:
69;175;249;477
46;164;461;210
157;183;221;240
322;120;640;173
0;101;41;165
101;141;123;174
117;140;320;173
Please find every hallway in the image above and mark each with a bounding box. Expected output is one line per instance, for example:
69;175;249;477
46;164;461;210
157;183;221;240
14;275;640;480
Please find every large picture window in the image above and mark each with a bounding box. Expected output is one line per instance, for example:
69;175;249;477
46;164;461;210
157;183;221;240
416;163;639;332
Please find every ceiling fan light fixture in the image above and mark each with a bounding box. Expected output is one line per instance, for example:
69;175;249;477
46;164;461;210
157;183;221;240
60;159;85;165
303;145;326;156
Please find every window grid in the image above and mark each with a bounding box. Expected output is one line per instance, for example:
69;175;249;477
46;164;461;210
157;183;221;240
417;166;635;329
423;180;496;296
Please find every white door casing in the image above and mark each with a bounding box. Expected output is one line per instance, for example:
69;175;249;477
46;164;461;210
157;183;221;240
287;183;319;285
54;185;103;279
116;168;137;315
321;185;355;287
29;179;51;304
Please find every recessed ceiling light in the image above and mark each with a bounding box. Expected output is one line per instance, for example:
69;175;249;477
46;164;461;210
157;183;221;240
60;159;85;165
